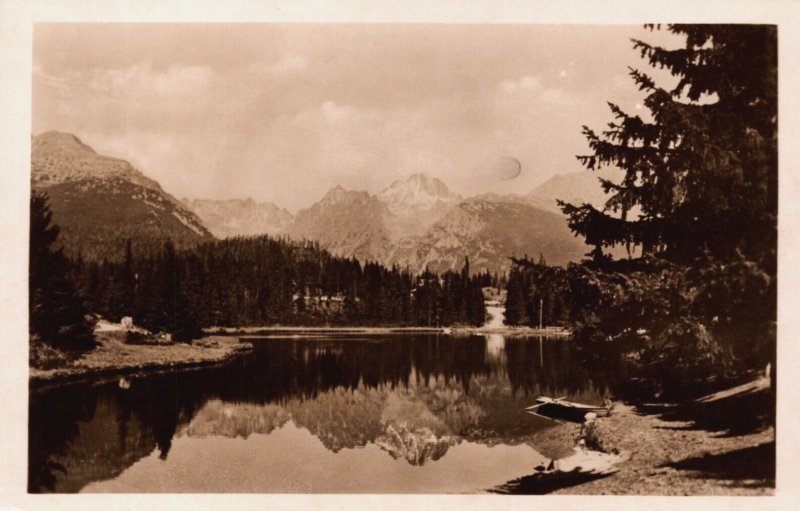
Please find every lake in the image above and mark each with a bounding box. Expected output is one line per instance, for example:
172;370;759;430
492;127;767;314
28;333;627;493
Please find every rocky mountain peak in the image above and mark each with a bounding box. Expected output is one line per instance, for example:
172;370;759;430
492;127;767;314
30;131;212;260
182;197;293;238
31;131;167;195
32;131;97;158
319;186;371;207
407;172;450;194
377;173;461;211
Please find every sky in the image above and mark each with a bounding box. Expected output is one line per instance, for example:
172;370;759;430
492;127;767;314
33;23;681;212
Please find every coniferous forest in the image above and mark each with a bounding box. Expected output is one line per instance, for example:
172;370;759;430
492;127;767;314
30;191;490;348
72;235;489;335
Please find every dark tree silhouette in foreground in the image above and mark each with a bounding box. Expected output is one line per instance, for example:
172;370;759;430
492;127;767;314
561;25;776;270
558;25;777;379
29;191;96;356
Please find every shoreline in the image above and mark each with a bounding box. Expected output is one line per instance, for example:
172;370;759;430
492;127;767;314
30;333;253;391
543;376;775;495
29;325;569;390
207;325;571;336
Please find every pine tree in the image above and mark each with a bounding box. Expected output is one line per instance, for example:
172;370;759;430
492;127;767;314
121;239;135;317
161;240;202;342
504;264;528;326
561;25;777;269
559;25;777;374
29;192;96;355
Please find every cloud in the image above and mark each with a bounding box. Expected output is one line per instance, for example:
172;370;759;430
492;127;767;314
499;75;541;93
33;24;678;211
539;87;580;107
271;54;308;74
34;61;237;199
496;74;581;109
249;54;308;75
87;62;216;100
34;61;226;136
319;100;358;125
34;56;592;211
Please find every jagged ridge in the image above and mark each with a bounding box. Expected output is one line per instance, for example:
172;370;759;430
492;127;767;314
182;198;293;238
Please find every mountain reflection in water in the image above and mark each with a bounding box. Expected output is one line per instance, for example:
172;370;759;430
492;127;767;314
29;334;627;493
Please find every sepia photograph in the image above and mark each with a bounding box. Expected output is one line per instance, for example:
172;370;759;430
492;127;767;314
1;0;798;507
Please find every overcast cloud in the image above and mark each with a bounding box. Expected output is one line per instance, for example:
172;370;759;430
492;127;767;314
33;24;680;211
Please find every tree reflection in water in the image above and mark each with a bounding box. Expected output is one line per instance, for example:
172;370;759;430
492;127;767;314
29;334;625;493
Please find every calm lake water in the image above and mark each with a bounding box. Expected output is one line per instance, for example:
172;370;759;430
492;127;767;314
29;334;627;493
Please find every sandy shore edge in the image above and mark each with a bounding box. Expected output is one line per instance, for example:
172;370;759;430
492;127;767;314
550;379;775;495
30;333;253;390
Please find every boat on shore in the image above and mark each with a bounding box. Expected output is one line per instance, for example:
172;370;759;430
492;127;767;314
526;396;610;423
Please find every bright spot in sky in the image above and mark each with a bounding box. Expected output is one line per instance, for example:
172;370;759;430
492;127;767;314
492;156;522;181
559;70;567;78
635;103;643;110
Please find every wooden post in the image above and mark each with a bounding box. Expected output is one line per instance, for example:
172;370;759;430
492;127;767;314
539;335;543;367
539;298;543;330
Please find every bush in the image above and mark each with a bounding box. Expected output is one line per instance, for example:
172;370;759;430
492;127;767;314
567;255;774;383
29;339;72;370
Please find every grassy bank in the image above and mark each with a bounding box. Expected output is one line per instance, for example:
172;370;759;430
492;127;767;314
30;332;252;390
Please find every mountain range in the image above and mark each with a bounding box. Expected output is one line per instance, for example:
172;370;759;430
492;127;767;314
181;198;292;238
187;172;595;273
32;131;607;272
284;173;466;266
387;193;588;273
31;131;212;260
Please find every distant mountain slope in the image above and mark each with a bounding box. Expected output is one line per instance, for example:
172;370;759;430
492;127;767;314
31;133;611;269
527;169;619;213
31;131;212;260
182;198;293;238
284;174;589;274
377;173;461;240
286;186;394;262
285;174;462;265
390;194;588;274
528;169;641;260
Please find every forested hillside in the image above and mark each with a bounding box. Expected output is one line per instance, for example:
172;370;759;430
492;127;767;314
71;235;491;338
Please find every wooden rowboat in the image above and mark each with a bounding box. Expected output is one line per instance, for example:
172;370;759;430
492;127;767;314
525;396;610;423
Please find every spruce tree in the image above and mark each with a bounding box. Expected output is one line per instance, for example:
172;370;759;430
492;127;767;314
561;25;777;269
121;239;135;317
29;192;96;355
560;25;777;373
504;264;528;326
162;240;202;342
